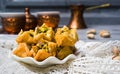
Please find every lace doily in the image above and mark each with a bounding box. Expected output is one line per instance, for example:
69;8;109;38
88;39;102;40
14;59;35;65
1;40;120;74
69;57;120;74
75;40;120;58
0;60;73;74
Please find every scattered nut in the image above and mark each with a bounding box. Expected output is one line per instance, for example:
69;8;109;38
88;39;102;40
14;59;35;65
86;29;96;34
112;46;120;60
99;30;110;38
87;33;95;39
113;56;120;60
101;32;110;38
112;46;120;56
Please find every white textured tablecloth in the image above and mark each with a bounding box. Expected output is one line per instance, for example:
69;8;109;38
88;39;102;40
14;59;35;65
0;34;120;74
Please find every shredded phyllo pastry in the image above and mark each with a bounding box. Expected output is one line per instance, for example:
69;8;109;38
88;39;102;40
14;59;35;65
13;24;78;61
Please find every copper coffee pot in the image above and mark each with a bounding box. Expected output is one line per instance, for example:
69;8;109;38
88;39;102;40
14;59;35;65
68;3;110;29
68;5;86;29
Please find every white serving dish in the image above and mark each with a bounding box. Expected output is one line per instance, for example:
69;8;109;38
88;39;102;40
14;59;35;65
10;48;76;67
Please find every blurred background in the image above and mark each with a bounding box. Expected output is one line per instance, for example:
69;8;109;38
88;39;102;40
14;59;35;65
0;0;120;26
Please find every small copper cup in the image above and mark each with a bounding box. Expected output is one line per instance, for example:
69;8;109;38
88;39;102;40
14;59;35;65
37;11;60;29
0;13;25;34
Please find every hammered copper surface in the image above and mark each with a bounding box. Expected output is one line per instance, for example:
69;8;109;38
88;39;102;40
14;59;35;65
37;13;60;29
1;16;25;34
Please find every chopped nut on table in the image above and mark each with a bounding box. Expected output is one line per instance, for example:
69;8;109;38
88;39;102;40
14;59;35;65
86;29;111;39
99;30;110;38
87;33;95;39
112;46;120;60
86;29;96;34
86;29;96;39
113;56;120;60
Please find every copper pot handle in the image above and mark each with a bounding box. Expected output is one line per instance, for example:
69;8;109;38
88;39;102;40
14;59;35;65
86;3;111;11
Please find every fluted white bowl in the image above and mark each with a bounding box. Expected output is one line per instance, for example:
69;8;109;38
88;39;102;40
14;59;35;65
10;48;76;67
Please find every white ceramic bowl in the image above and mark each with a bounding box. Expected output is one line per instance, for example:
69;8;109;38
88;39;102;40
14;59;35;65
10;48;76;67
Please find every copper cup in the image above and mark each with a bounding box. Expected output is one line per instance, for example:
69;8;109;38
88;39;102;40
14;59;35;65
37;11;60;29
0;13;25;34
